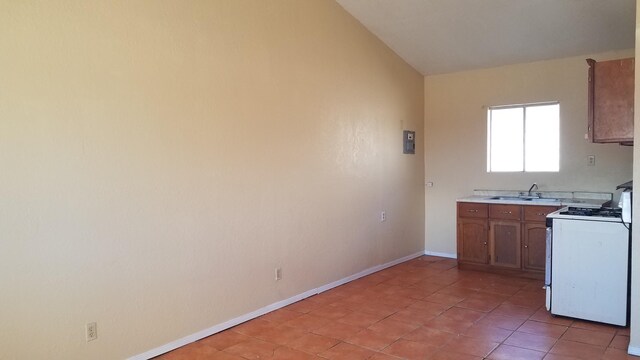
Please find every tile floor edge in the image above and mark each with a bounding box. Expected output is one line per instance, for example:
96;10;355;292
126;250;426;360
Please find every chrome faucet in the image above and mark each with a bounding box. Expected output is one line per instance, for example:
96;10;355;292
528;183;539;196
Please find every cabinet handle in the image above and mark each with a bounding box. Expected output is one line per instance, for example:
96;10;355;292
467;209;478;213
483;242;487;245
501;211;512;214
524;245;528;248
536;213;545;216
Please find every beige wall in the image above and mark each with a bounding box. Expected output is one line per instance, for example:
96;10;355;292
630;0;640;354
424;51;634;256
0;1;425;359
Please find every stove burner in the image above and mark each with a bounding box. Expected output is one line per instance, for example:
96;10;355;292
559;207;622;218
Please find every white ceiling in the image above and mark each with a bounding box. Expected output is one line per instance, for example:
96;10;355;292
336;0;636;75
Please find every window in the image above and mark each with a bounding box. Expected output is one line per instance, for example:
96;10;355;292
487;102;559;172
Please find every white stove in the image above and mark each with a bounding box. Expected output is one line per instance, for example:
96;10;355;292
545;206;630;326
548;206;625;223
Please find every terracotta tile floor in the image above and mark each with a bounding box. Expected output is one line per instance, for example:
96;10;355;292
155;256;635;360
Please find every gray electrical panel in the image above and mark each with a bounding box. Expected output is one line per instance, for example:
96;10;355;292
403;130;415;154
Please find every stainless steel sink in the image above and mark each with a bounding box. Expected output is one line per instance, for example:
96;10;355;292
489;196;522;200
528;198;560;202
488;196;559;202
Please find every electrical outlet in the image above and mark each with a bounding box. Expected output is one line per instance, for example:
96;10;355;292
275;268;282;281
86;322;97;342
380;211;386;222
587;155;595;166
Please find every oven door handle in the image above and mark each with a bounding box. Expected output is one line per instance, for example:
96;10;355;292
545;226;552;286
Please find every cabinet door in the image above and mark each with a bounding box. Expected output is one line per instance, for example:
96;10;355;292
457;219;488;264
523;223;547;271
588;58;634;143
489;221;521;268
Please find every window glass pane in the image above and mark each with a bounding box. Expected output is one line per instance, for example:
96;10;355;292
489;107;524;171
525;104;559;172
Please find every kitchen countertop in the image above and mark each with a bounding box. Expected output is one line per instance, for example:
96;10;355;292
457;189;612;208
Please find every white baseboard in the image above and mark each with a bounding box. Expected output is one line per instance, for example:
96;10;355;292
424;250;456;259
128;250;424;360
628;345;640;356
127;289;317;360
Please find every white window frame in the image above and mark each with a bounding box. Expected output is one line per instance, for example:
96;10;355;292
486;101;560;173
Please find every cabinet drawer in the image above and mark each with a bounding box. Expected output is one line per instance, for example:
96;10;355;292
490;204;521;220
524;205;559;222
458;202;488;218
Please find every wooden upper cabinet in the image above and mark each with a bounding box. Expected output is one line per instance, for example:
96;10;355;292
587;58;634;144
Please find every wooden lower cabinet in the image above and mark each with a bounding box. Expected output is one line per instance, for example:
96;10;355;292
489;221;521;268
523;223;547;271
457;202;557;278
457;218;488;264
